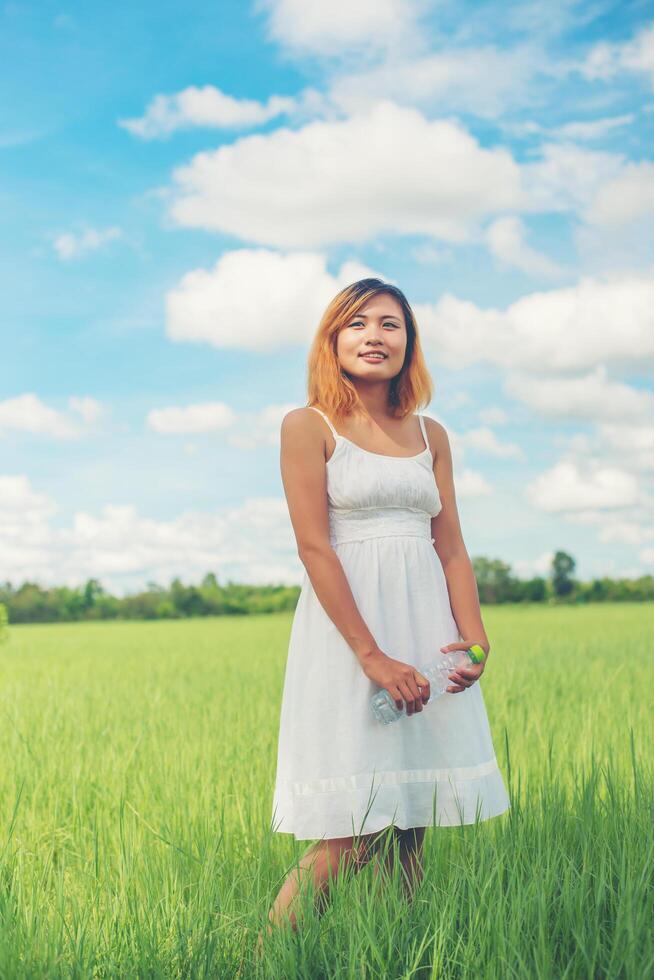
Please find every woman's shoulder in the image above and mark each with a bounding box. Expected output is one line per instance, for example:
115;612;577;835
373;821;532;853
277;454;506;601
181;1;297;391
422;414;448;437
281;406;324;428
422;415;451;457
280;406;330;446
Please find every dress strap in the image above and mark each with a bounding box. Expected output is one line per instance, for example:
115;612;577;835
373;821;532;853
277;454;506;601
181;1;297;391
417;414;431;454
307;405;339;440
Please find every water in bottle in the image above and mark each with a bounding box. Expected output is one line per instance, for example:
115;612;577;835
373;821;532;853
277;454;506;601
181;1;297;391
370;644;486;724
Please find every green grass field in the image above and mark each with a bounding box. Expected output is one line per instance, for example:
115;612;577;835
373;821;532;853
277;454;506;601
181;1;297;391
0;603;652;978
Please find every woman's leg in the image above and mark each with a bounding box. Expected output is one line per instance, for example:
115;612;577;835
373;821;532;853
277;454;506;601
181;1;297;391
260;824;426;941
259;826;397;946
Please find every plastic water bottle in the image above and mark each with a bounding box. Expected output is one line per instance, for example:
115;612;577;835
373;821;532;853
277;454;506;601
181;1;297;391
370;644;487;724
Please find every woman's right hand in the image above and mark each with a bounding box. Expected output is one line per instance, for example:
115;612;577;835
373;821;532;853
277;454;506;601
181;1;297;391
360;650;430;716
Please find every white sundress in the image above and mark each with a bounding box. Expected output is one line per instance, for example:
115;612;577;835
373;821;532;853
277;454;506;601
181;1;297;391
270;407;510;841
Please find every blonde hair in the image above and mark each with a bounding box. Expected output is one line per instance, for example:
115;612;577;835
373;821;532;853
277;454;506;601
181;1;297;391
306;278;433;422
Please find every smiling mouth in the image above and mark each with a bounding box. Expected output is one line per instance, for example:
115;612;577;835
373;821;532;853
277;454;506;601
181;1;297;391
359;352;387;360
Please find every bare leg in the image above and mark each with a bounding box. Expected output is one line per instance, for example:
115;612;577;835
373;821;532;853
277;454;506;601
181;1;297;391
257;825;426;955
257;827;394;952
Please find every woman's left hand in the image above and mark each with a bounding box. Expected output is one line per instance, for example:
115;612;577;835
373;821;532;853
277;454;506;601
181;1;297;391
440;641;488;693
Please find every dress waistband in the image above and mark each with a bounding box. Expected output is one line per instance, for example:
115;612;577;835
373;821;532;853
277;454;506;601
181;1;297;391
329;507;434;546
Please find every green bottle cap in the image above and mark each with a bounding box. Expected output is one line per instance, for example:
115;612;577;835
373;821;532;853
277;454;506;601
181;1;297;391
467;643;486;663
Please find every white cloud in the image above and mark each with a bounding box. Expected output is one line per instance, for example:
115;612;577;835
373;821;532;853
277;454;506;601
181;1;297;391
454;469;493;497
485;215;565;279
165;99;653;264
147;402;237;434
168;101;527;249
621;24;654;84
53;226;122;261
434;420;495;494
519;142;654;268
255;0;428;56
0;474;58;524
580;23;654;89
414;272;654;374
512;551;555;578
556;507;654;568
553;114;636;141
503;114;636;142
539;420;654;563
0;475;58;572
557;421;654;475
411;243;453;266
595;518;654;547
526;460;641;512
585;159;654;230
501;0;607;39
165;248;381;350
325;44;540;120
228;403;301;450
457;426;524;459
146;400;314;450
521;141;628;216
504;365;654;422
597;422;654;473
478;406;509;426
68;396;105;424
164;259;654;466
437;389;472;410
0;474;301;593
0;394;81;440
118;85;297;139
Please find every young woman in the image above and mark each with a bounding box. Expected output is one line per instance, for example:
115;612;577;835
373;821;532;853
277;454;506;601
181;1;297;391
262;277;510;942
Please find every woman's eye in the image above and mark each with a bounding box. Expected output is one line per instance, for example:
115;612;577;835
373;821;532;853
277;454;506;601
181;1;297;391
349;322;398;328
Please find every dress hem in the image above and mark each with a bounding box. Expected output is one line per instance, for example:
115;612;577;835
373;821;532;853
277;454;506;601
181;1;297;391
285;756;501;796
270;757;511;841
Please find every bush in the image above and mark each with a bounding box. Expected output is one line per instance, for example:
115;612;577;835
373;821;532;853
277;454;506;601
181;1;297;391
0;602;9;644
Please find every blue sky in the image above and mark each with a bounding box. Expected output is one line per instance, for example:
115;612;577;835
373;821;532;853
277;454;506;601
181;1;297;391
1;0;653;595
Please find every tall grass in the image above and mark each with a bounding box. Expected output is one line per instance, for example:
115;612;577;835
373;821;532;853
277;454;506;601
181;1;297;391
0;603;651;977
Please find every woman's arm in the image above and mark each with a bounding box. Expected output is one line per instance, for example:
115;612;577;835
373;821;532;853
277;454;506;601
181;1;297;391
280;408;379;663
427;419;490;658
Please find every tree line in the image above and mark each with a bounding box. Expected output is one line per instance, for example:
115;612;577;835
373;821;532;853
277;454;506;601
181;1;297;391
0;551;652;626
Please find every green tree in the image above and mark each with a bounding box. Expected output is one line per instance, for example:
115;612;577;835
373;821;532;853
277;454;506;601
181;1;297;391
551;550;576;598
515;576;547;602
471;557;516;604
170;577;206;617
0;602;8;643
83;578;105;610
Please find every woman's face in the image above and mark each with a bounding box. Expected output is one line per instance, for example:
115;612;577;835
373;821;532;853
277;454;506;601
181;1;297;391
336;293;407;382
